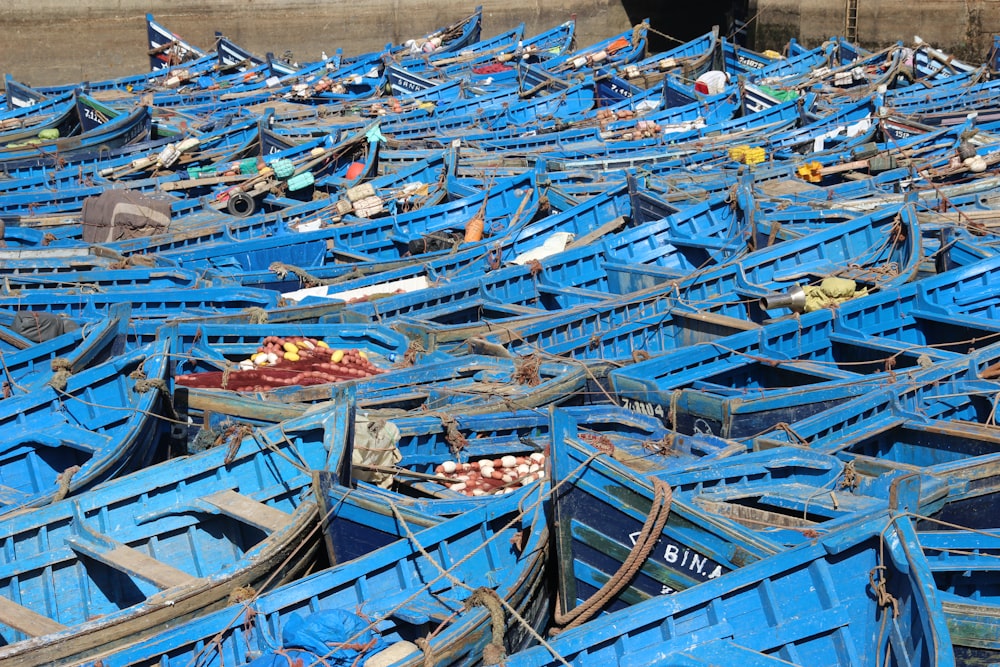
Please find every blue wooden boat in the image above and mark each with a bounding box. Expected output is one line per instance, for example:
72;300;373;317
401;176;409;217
0;266;219;292
0;114;257;199
661;446;948;545
145;13;208;71
458;87;739;156
0;338;169;515
79;477;550;667
0;302;130;397
366;4;485;64
540;94;816;173
0;112;257;193
211;32;298;76
917;522;1000;665
0;285;281;324
541;20;650;76
2;76;51;110
0;89;79;147
286;175;774;330
0;94;153;164
597;28;722;90
263;173;632;301
542;399;965;630
607;251;1000;441
0;393;352;667
505;510;954;666
375;78;601;141
546;407;774;618
150;318;411;402
444;199;922;362
85;134;446;264
346;404;738;503
174;352;606;432
447;19;577;82
164;169;537;283
391;23;525;74
0;119;376;220
0;245;136;275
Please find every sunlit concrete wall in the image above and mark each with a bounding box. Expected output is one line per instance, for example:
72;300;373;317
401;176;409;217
0;1;632;86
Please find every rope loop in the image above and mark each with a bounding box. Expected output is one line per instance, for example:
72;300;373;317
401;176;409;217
551;478;673;632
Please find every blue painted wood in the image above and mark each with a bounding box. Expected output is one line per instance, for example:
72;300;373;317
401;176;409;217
81;478;550;667
0;302;130;395
608;254;1000;441
0;338;170;515
548;406;773;616
917;525;1000;664
0;389;353;667
0;94;152;164
506;510;954;667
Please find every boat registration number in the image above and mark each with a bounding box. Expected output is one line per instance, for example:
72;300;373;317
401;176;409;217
619;397;666;421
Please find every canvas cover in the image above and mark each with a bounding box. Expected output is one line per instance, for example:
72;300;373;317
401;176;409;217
81;190;173;243
11;311;79;342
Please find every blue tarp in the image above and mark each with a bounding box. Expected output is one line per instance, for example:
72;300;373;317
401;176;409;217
247;609;388;667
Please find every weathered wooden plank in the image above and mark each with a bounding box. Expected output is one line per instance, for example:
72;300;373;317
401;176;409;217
0;596;67;637
67;536;196;589
203;489;292;532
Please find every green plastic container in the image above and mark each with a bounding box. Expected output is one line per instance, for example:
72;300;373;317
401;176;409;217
271;158;295;180
287;171;315;191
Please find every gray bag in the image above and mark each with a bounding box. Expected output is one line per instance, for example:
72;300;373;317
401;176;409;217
12;311;80;342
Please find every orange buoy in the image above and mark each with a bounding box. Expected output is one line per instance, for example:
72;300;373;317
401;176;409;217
464;216;484;242
345;161;366;180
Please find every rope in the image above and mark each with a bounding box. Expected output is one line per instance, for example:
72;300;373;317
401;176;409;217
551;478;673;632
839;460;859;490
129;365;180;421
414;637;434;667
228;586;256;604
436;414;468;454
47;357;73;391
269;261;334;287
367;491;564;665
220;362;233;391
216;423;256;464
513;354;542;387
399;340;426;367
53;465;80;502
465;587;506;665
869;564;899;618
243;307;270;324
770;421;809;445
109;254;157;269
134;377;169;394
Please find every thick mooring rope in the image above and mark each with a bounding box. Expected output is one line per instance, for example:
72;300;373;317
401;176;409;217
551;478;673;632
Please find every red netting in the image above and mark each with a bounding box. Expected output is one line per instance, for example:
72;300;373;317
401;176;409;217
471;63;513;75
176;339;383;391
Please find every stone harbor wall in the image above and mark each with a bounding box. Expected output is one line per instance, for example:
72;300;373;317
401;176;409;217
2;0;998;87
0;1;632;87
750;0;998;59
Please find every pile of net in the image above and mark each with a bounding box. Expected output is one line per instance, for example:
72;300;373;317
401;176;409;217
175;336;384;391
